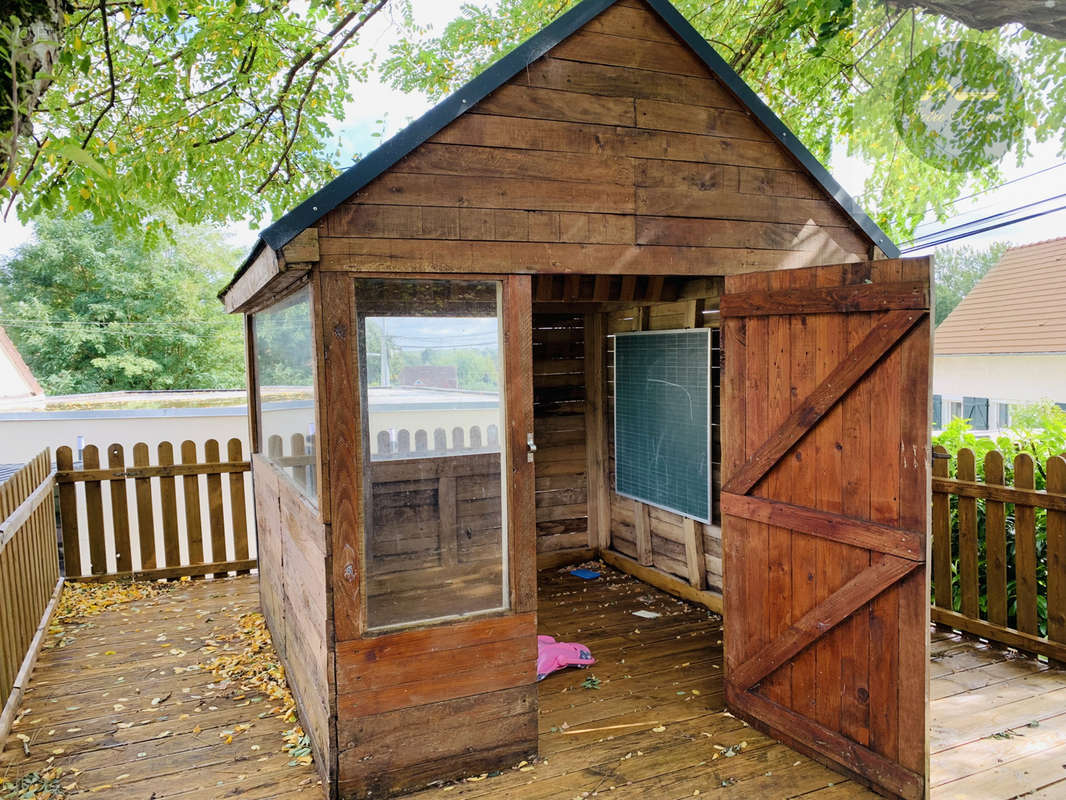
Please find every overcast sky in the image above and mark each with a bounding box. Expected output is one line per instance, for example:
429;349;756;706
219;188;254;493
1;0;1062;259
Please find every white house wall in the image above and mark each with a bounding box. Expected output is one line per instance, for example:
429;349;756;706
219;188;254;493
933;353;1066;406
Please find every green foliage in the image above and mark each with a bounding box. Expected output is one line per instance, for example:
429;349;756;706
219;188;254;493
0;214;244;393
934;242;1009;326
2;0;385;240
381;0;1066;242
932;404;1066;638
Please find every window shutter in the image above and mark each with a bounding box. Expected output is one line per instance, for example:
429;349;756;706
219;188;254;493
933;394;942;429
998;403;1010;427
963;396;989;429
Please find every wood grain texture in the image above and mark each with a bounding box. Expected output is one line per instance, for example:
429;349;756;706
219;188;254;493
320;272;364;643
722;259;930;800
505;276;538;613
314;2;874;279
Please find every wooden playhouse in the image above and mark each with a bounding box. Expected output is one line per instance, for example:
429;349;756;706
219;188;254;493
219;0;933;797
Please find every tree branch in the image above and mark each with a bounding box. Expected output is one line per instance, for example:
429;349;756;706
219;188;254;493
80;0;116;149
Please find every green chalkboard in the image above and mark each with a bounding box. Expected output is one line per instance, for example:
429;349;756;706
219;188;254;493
614;329;711;523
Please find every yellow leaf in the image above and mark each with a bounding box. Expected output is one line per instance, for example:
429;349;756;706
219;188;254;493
108;141;117;155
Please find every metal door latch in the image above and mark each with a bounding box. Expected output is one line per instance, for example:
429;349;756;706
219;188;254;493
527;433;537;463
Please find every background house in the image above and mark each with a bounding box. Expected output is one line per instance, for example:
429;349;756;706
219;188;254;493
0;326;44;408
934;236;1066;431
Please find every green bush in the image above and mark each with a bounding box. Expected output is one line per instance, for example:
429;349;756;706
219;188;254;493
932;402;1066;637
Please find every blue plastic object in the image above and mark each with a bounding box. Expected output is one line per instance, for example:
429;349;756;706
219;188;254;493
570;568;601;580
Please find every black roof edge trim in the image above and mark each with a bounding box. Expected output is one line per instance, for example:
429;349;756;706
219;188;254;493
259;0;617;253
223;0;899;301
641;0;898;258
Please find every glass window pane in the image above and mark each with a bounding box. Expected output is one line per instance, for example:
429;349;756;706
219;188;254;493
253;286;317;503
356;279;508;631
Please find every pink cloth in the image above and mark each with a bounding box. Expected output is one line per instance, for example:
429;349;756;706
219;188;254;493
537;635;595;681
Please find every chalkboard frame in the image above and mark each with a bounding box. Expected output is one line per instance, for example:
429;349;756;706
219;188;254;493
612;327;712;523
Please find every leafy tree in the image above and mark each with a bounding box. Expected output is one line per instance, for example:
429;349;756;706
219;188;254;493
0;214;245;393
381;0;1066;241
0;0;388;239
933;241;1009;325
1;0;1064;241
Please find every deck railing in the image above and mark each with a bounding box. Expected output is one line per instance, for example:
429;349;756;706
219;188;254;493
0;449;63;743
931;444;1066;662
55;438;256;581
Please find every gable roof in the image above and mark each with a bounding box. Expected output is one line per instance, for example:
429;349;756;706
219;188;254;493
224;0;897;294
935;236;1066;355
0;326;43;398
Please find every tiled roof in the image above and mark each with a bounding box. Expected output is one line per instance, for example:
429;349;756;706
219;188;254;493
935;236;1066;355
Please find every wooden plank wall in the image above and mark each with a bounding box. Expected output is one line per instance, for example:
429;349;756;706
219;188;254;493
533;313;592;558
603;280;724;594
314;1;873;282
334;614;537;797
250;456;332;784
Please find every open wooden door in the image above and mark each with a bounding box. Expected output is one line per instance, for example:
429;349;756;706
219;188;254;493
719;259;931;799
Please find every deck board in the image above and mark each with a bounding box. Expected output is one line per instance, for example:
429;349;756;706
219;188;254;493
0;575;321;799
3;570;1065;799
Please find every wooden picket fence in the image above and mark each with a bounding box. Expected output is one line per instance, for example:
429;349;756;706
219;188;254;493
55;439;256;581
0;449;63;743
931;444;1066;662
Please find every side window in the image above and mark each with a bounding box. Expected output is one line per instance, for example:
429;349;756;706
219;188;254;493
253;286;318;503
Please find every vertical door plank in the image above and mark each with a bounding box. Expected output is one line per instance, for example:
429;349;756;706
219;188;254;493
762;268;792;707
786;267;817;720
742;270;770;692
228;438;251;574
812;264;847;735
181;440;205;569
956;449;979;619
840;266;873;748
82;445;107;575
56;446;81;578
1014;453;1038;635
133;442;157;571
721;276;747;682
865;258;903;767
204;439;227;576
107;444;133;574
895;257;931;778
158;442;181;568
984;450;1008;627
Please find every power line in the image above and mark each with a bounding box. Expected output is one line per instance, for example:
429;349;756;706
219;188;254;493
900;202;1066;252
900;160;1066;224
898;190;1066;247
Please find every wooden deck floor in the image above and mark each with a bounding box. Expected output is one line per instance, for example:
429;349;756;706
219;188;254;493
3;568;1065;799
0;575;321;799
